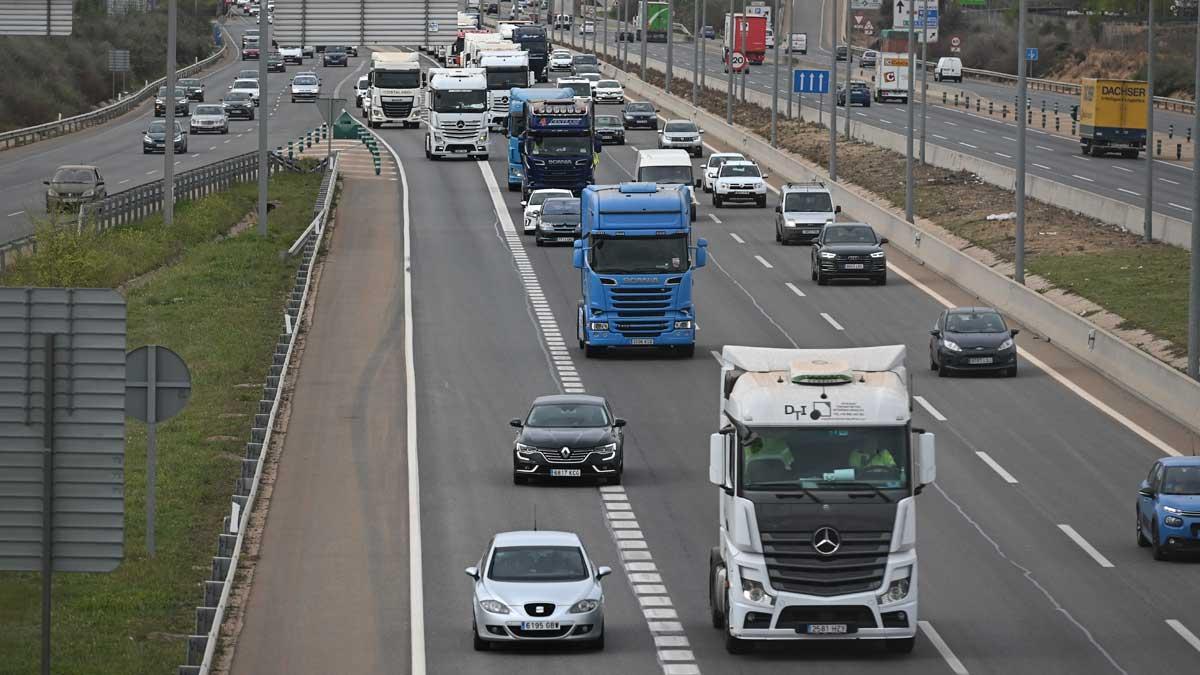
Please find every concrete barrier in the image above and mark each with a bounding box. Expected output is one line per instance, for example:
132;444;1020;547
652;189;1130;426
602;62;1200;437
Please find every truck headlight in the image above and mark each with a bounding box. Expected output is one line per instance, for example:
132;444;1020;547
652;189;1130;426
478;599;510;614
589;322;608;331
478;132;488;141
740;577;774;606
674;320;693;329
879;578;910;603
1164;516;1184;528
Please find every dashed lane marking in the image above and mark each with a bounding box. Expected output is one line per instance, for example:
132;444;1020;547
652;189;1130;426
1166;620;1200;654
753;254;773;269
976;452;1019;484
708;213;722;224
959;142;977;149
820;312;844;331
1118;188;1141;197
1058;524;1115;568
920;621;970;675
784;282;805;298
1071;174;1095;183
729;232;744;244
913;395;947;421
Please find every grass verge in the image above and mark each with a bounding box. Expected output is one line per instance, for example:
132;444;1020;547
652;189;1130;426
0;169;322;674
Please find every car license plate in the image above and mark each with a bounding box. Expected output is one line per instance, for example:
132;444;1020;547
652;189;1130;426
803;229;820;235
844;263;865;270
453;148;469;153
549;469;581;477
968;357;994;365
631;338;654;345
807;624;848;634
521;621;561;630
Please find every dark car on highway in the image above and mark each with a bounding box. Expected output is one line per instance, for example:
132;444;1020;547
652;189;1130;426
836;44;848;61
179;78;205;102
323;45;349;67
594;113;625;145
44;165;105;212
143;120;187;154
267;50;286;72
811;222;888;285
534;197;581;246
222;91;256;120
511;394;625;485
621;101;657;129
837;81;871;107
929;307;1019;377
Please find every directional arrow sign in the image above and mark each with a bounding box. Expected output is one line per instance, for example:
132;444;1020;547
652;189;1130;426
793;68;830;94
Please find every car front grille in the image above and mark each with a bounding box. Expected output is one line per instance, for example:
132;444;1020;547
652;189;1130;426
760;527;892;597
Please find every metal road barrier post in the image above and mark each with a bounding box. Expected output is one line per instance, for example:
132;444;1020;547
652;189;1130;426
989;101;993;115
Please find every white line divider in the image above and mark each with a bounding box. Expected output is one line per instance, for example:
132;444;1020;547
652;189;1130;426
1057;524;1115;568
728;232;744;244
913;395;947;422
1166;619;1200;653
477;161;700;674
820;312;844;331
975;451;1019;484
784;282;806;298
919;621;970;675
753;254;773;269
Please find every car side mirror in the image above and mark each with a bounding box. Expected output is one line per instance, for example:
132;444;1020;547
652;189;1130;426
613;418;627;427
695;237;708;268
879;237;889;244
774;205;781;212
465;566;479;580
96;181;105;187
520;200;527;207
42;180;50;185
1139;486;1155;498
509;418;523;428
930;329;941;337
834;205;842;214
596;565;612;580
762;173;769;179
1010;329;1020;336
572;239;584;269
708;433;727;488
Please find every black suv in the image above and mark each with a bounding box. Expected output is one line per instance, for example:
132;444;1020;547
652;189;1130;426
621;101;657;129
323;46;349;67
811;222;888;285
511;394;626;485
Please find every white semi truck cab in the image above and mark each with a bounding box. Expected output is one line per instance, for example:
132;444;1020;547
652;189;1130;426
423;67;490;160
708;345;936;655
367;52;423;129
478;49;532;128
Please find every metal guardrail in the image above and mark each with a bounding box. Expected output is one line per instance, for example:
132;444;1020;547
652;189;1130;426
177;150;339;675
0;29;228;151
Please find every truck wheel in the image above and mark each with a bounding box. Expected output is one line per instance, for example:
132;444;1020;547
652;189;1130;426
507;181;520;192
584;344;599;358
886;637;916;654
708;556;725;629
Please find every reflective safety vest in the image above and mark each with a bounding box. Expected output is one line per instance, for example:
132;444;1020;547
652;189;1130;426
850;448;896;469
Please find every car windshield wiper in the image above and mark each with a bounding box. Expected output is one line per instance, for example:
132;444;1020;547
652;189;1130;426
818;481;893;502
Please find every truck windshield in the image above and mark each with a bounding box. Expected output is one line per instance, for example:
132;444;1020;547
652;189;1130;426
739;427;909;492
638;166;693;184
784;192;833;212
375;71;421;88
531;136;591;157
432;89;488;112
590;233;689;274
486;68;528;90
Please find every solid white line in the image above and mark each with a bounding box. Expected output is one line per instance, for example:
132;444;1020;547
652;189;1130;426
1058;524;1115;568
1003;136;1017;142
1156;159;1191;171
1118;188;1141;197
1166;620;1200;653
913;395;947;421
708;213;722;223
820;313;844;331
119;179;130;184
919;621;969;675
754;254;773;269
784;282;806;298
878;118;892;125
959;142;977;149
976;451;1019;484
1033;163;1053;171
886;262;1182;457
944;120;958;126
1169;202;1193;212
629;145;639;152
932;133;948;140
1071;174;1095;183
729;232;745;244
1160;177;1180;185
994;152;1012;159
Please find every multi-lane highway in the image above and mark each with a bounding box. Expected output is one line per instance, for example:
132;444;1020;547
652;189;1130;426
225;40;1200;675
564;0;1197;223
0;14;350;244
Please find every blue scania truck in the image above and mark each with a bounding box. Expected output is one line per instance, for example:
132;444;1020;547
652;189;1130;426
507;87;575;191
573;183;709;358
520;98;599;200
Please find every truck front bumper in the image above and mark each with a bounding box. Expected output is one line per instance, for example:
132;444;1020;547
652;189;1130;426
585;326;696;348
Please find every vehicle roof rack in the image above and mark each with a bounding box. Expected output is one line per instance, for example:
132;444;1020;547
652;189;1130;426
782;181;827;190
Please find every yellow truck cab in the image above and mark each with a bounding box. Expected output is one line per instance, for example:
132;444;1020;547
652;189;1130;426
1070;78;1148;159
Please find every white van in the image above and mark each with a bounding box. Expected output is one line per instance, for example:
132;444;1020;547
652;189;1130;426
634;149;700;222
934;57;962;83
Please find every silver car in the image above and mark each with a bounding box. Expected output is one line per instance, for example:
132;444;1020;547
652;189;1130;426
467;530;610;650
189;104;229;134
290;74;320;102
658;119;704;158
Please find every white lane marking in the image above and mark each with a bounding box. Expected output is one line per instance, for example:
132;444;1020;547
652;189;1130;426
920;621;969;675
1030;128;1048;135
754;254;773;269
784;282;806;298
959;142;977;149
913;395;947;421
119;179;131;184
972;128;987;135
1032;163;1054;171
1003;136;1017;142
1113;165;1134;173
629;145;639;152
1058;524;1115;568
944;120;958;126
878;118;892;125
1118;188;1141;197
190;153;199;158
146;170;156;175
729;232;745;244
209;146;217;151
6;210;23;217
933;133;949;140
1071;174;1095;183
1166;620;1200;654
708;213;722;224
886;262;1182;457
1160;177;1180;185
820;312;844;331
1073;155;1092;162
976;452;1019;484
224;139;232;144
1169;202;1193;212
994;152;1012;159
476;160;701;673
1036;145;1055;152
1156;159;1191;171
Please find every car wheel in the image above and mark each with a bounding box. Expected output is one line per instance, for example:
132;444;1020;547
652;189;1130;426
1152;524;1169;560
816;268;828;286
756;196;766;208
775;224;782;242
1137;510;1150;547
930;351;938;371
709;555;725;629
937;360;949;377
712;195;722;207
810;263;817;281
535;235;543;246
887;637;916;654
472;622;490;651
876;273;887;286
584;343;599;358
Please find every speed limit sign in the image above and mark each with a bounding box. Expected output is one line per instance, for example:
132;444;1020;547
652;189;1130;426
729;51;746;71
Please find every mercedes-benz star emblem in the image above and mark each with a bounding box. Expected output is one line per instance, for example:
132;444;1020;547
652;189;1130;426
456;120;465;128
812;527;841;556
560;446;571;459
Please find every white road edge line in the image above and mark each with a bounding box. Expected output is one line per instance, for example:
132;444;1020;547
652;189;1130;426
363;124;426;675
1058;524;1115;568
913;395;947;421
820;312;844;331
976;451;1019;484
919;621;969;675
5;211;23;217
1166;619;1200;653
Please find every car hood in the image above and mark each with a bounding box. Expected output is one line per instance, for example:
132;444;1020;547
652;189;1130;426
821;243;882;256
48;183;92;195
1160;494;1200;511
942;330;1010;349
480;577;597;609
146;130;178;140
518;426;614;448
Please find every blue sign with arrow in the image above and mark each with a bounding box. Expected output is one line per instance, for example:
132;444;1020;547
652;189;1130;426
793;69;830;94
1026;47;1038;61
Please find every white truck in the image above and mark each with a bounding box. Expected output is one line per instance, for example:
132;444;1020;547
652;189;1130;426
478;49;532;128
423;67;490;161
874;53;910;103
462;32;510;68
707;345;936;655
366;52;423;129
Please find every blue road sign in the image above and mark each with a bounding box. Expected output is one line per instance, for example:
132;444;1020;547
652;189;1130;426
793;69;830;94
1026;47;1038;61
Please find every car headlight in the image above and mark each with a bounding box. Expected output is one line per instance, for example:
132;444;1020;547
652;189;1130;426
478;599;510;614
818;251;837;259
174;134;182;142
46;188;57;197
144;134;153;142
943;340;963;352
81;189;95;198
870;250;886;258
998;338;1014;351
540;221;554;230
515;442;536;457
1164;515;1185;528
589;321;608;331
674;320;693;330
1163;505;1183;514
569;599;600;613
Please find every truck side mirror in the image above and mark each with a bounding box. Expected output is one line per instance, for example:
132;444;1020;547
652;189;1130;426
916;432;936;490
421;72;428;87
708;433;727;487
694;178;703;189
694;237;708;268
572;239;584;269
834;205;841;214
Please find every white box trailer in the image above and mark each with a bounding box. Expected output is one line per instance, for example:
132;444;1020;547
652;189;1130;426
874;52;910;103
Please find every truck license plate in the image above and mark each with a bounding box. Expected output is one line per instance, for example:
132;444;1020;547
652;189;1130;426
631;338;654;345
549;469;581;477
968;357;994;365
521;621;560;630
807;624;848;634
844;263;865;270
803;229;819;235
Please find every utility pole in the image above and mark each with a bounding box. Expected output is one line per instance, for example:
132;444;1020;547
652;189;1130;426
740;1;748;103
1015;0;1027;283
602;0;607;58
843;0;851;138
830;0;839;181
666;0;674;92
693;0;700;104
920;19;928;161
701;1;707;92
905;0;915;221
257;0;269;236
727;0;734;124
771;0;779;146
164;0;176;226
787;0;794;119
1144;0;1155;243
1190;8;1200;380
640;0;648;80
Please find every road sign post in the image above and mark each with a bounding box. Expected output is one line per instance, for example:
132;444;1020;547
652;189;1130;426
316;97;347;158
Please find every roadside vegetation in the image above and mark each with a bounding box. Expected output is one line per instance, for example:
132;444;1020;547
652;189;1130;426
0;169;322;674
0;0;217;132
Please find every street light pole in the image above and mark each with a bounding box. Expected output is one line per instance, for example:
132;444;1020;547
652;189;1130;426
787;0;794;119
693;0;700;104
920;21;927;161
666;0;674;92
701;2;707;92
1015;0;1027;283
1144;0;1155;243
905;0;914;221
641;0;648;80
164;0;176;226
727;0;734;124
843;0;851;138
829;0;837;180
771;0;779;146
1190;8;1200;380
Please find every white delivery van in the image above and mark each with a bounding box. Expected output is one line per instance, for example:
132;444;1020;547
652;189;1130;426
934;57;962;83
634;149;700;222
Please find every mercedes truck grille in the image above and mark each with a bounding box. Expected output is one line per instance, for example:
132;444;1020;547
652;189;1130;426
439;120;482;139
760;528;892;596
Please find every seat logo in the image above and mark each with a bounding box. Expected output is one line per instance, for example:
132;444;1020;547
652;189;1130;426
812;527;841;556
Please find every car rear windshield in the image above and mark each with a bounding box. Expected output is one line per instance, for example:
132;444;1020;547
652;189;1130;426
527;402;607;427
51;168;94;184
327;46;346;53
664;121;696;133
488;546;588;582
945;312;1007;334
823;225;878;244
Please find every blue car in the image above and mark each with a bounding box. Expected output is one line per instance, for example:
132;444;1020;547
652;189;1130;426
1137;457;1200;560
837;81;871;108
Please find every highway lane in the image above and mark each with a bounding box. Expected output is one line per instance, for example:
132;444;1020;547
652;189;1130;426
0;14;353;244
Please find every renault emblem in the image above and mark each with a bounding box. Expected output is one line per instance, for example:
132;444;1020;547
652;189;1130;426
560;446;571;459
812;527;841;556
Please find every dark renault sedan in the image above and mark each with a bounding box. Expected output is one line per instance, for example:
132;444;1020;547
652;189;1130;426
929;307;1019;377
622;101;657;129
511;394;626;485
811;222;888;285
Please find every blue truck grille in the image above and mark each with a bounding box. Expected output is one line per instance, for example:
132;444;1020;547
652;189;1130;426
614;320;670;337
611;287;670;312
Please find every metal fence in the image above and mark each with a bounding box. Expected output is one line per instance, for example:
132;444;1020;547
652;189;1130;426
0;36;227;151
